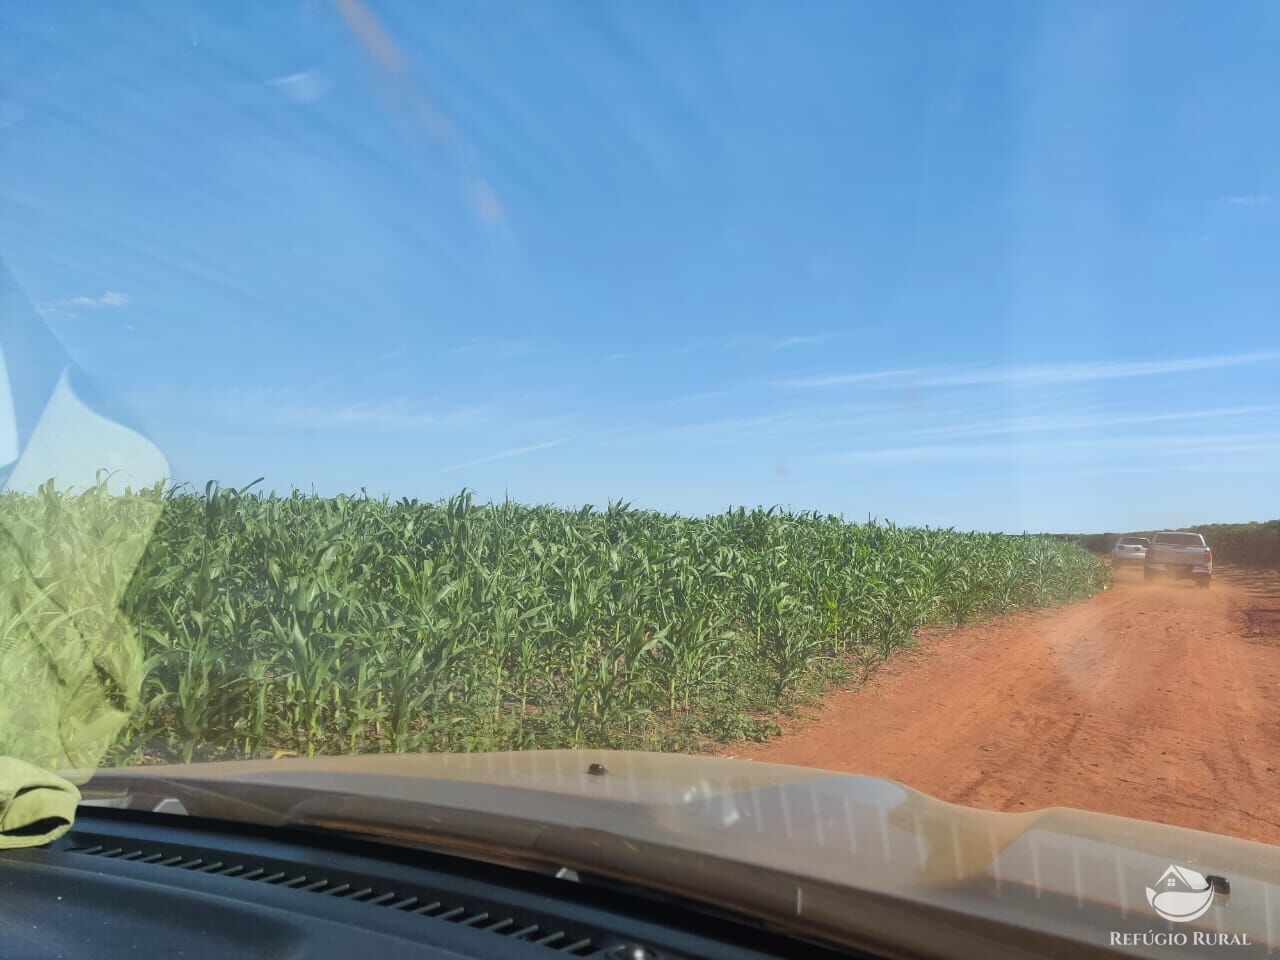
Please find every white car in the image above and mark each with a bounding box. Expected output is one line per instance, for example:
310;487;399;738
1145;531;1213;588
1111;536;1149;567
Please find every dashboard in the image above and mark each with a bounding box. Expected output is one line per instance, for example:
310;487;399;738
0;807;861;960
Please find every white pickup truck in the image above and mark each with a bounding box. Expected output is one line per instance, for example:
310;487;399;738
1144;531;1213;588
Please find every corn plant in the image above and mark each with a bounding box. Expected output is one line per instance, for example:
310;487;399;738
0;483;1109;764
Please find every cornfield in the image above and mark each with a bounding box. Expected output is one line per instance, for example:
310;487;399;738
0;481;1108;768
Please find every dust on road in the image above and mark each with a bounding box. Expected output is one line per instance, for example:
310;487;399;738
728;567;1280;845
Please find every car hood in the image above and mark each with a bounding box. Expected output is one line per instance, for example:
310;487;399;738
82;751;1279;958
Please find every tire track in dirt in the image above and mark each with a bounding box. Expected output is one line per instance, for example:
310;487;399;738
726;567;1280;845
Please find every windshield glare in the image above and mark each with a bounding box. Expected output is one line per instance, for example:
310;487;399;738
2;0;1278;885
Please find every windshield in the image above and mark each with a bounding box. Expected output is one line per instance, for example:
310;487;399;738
2;0;1278;880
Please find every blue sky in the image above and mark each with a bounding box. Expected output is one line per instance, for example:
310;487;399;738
1;0;1277;532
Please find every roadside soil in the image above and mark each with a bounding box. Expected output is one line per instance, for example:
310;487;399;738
726;566;1280;845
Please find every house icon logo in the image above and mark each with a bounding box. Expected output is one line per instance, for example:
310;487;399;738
1146;865;1215;923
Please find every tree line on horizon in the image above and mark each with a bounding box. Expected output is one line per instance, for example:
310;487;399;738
1067;519;1280;568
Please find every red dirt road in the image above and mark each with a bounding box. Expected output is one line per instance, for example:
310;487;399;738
728;567;1280;845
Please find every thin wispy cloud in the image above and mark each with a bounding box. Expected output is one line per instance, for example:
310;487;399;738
923;352;1280;387
247;347;409;411
603;402;893;450
667;340;716;357
778;351;1280;391
42;291;131;311
639;412;800;442
439;437;569;473
772;334;831;350
773;367;920;389
448;339;542;359
654;387;744;408
665;333;834;358
832;431;1280;465
273;399;487;431
833;443;1009;463
1222;194;1272;206
267;68;334;104
910;404;1280;440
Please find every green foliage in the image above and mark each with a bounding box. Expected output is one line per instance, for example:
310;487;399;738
0;479;161;775
1;484;1109;764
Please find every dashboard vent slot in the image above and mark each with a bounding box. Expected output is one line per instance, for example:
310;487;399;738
64;842;599;955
